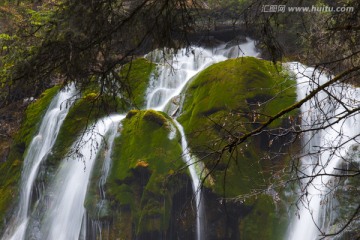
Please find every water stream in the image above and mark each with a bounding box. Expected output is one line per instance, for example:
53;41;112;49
3;86;75;240
287;63;360;239
39;115;124;240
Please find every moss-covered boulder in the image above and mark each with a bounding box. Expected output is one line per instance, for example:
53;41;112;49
93;110;195;239
178;57;297;239
0;86;59;231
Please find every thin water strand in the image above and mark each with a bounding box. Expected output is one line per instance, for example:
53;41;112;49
174;120;204;240
89;115;125;240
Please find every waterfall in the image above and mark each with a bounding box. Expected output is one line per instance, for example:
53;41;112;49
287;63;360;239
39;115;124;240
3;85;75;240
2;38;261;240
145;39;260;240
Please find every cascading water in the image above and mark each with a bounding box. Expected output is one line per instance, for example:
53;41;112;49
38;115;124;240
145;39;260;240
3;38;260;240
287;63;360;240
2;86;75;240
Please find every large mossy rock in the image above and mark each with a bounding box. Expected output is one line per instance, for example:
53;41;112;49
0;86;59;231
178;57;297;239
102;110;194;239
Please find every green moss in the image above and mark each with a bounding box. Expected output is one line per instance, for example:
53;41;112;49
0;86;59;228
106;110;188;237
120;58;156;108
45;58;155;167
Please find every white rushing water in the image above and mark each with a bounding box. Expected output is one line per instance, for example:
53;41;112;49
3;86;75;240
39;115;124;240
287;63;360;240
145;39;260;240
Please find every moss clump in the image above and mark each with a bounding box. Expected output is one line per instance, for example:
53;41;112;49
106;110;189;238
0;86;59;229
178;57;297;239
120;58;156;108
